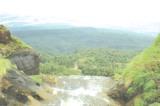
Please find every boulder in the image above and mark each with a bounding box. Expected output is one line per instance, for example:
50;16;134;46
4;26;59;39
9;49;40;75
107;81;126;105
0;25;12;44
0;68;53;106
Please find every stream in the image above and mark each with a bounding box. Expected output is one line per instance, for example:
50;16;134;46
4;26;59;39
47;76;120;106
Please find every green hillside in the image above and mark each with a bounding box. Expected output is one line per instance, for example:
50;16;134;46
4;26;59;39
11;27;154;54
118;34;160;105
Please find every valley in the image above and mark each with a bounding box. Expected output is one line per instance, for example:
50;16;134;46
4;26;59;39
0;25;159;106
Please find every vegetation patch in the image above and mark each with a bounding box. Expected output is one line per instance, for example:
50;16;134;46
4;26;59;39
30;74;57;85
0;58;12;76
0;36;31;57
40;48;136;76
117;34;160;105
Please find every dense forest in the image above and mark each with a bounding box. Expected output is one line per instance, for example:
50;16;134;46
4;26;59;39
40;48;137;76
12;27;154;54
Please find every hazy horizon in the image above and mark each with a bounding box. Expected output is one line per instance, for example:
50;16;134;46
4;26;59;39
0;0;160;33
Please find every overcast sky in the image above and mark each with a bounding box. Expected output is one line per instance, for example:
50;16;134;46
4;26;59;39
0;0;160;32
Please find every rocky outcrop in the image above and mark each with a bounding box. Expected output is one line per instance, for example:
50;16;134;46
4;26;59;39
0;25;40;75
0;68;53;106
0;25;12;44
9;50;40;75
107;81;126;105
0;25;54;105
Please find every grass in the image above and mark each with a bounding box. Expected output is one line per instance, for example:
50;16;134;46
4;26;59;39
12;36;31;48
30;75;43;84
0;58;12;76
30;74;57;85
0;36;31;57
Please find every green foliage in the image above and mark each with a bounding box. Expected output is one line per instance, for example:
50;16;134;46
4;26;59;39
30;75;43;84
127;87;136;96
134;96;144;106
40;48;136;76
0;36;31;57
153;33;160;46
73;49;135;76
149;102;160;106
30;74;57;84
143;91;159;103
144;80;156;92
40;62;80;75
12;36;31;49
0;58;12;76
120;34;160;105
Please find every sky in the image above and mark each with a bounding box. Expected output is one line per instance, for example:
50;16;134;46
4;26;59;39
0;0;160;32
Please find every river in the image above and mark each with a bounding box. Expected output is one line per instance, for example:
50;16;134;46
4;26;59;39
44;76;120;106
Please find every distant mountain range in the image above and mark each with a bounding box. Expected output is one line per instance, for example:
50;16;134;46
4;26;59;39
0;14;159;35
0;14;157;54
11;27;155;54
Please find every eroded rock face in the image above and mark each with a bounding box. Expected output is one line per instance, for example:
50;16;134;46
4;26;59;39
0;68;53;106
0;25;12;44
9;50;40;75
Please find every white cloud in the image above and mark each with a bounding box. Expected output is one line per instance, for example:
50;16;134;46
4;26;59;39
0;0;160;30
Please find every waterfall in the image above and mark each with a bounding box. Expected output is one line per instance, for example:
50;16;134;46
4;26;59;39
46;76;120;106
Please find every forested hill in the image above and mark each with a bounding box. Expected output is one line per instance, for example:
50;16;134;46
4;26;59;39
112;34;160;105
11;27;155;54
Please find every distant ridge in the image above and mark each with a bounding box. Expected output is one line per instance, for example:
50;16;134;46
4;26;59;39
11;27;155;54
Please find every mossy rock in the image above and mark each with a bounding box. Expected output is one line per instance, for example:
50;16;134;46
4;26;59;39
0;36;31;57
0;25;31;57
0;68;54;105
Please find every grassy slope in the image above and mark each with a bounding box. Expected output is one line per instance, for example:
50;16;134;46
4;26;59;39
0;36;31;57
119;35;160;105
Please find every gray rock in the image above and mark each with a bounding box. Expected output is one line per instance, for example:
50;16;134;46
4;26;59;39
9;49;40;75
1;68;44;105
4;68;40;92
0;25;12;44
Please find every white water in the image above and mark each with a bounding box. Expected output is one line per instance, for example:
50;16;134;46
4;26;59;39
47;76;120;106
